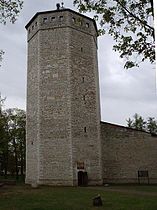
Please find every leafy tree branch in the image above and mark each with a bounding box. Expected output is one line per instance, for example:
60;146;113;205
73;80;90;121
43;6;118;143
0;0;23;66
74;0;155;69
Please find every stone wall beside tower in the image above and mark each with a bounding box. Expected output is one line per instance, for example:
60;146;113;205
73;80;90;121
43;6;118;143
25;8;102;186
101;122;157;184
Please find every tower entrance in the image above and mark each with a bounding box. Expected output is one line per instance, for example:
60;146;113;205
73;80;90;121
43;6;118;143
78;171;88;186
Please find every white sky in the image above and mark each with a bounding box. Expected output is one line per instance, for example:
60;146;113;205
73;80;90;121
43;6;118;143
0;0;156;126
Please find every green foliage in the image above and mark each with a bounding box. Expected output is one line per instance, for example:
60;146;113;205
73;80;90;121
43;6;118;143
0;0;23;66
0;50;4;67
126;113;157;134
74;0;155;69
0;0;23;25
0;105;26;177
147;117;157;135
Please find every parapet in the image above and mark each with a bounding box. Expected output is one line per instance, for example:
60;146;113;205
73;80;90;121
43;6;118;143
25;9;98;41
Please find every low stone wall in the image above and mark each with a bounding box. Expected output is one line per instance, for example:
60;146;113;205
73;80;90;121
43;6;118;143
101;122;157;184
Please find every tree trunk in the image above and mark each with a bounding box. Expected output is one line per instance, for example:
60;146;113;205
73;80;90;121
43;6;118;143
150;0;154;18
13;138;19;180
20;140;23;176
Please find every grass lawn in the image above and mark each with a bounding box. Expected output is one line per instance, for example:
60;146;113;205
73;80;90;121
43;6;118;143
0;184;157;210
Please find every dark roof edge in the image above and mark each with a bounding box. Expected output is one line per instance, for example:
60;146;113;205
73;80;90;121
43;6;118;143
25;8;97;32
100;121;151;134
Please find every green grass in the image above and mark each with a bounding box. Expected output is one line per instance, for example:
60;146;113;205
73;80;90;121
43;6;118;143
0;185;157;210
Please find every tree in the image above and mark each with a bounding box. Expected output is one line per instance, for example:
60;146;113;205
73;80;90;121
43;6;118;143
126;117;133;128
128;113;146;131
4;108;26;179
0;96;9;177
126;114;157;135
0;0;23;64
0;99;26;179
74;0;155;69
147;117;157;135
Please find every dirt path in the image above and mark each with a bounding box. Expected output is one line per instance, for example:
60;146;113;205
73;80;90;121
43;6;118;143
88;186;157;197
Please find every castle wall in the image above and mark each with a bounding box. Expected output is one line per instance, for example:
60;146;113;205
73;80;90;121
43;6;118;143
101;122;157;184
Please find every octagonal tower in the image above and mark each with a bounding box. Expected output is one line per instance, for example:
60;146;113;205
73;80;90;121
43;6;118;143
25;7;102;186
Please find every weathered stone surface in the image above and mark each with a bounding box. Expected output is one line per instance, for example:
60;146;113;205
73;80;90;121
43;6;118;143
25;9;102;186
101;122;157;184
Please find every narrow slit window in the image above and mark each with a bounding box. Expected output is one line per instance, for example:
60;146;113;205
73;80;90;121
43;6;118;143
81;47;83;52
32;25;34;30
86;23;89;28
79;20;83;26
84;127;87;133
72;17;75;23
35;22;37;26
82;77;84;83
83;95;86;101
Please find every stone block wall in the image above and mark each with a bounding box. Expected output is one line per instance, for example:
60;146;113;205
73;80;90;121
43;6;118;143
101;122;157;184
25;30;40;184
26;9;102;186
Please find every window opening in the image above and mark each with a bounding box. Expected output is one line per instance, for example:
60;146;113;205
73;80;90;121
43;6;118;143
51;17;55;21
43;17;48;23
72;17;75;23
79;20;83;26
60;16;63;21
86;23;89;28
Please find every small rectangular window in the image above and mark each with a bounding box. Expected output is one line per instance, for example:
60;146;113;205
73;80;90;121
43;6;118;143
84;127;87;133
83;95;86;101
59;16;63;21
82;77;84;83
32;25;34;30
35;22;37;26
51;17;55;21
43;17;48;23
81;47;83;52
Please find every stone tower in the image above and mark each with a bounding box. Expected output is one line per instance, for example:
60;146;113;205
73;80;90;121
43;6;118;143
25;7;102;186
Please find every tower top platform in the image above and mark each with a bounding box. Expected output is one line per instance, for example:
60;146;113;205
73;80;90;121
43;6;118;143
25;8;97;32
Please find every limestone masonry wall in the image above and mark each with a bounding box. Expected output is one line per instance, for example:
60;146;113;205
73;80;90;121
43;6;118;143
26;9;102;186
101;122;157;184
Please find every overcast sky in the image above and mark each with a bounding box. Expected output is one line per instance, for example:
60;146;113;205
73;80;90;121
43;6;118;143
0;0;156;126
